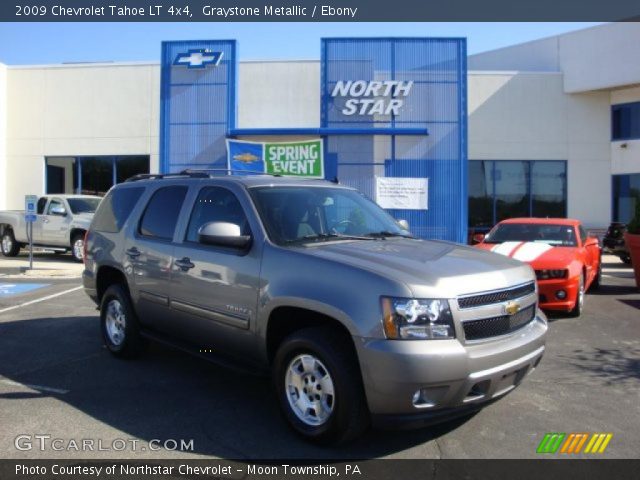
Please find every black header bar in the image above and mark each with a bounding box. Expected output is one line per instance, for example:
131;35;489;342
3;0;640;22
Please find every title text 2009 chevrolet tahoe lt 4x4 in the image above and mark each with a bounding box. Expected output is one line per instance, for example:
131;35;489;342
83;173;547;444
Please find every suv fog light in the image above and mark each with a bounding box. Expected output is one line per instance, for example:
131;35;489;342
556;290;567;300
412;386;448;408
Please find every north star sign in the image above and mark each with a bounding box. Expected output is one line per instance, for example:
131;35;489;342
174;49;223;68
331;80;414;116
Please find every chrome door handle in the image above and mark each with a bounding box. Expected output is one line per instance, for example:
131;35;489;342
175;257;195;271
125;247;141;258
42;218;49;223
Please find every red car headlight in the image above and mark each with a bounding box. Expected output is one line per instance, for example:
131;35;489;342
535;269;568;280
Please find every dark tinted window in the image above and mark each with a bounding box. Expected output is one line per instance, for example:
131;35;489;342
37;197;47;215
485;223;577;247
139;186;188;240
67;197;101;214
612;102;640;140
495;161;530;222
92;187;144;233
186;187;249;243
468;161;493;230
612;173;640;223
531;161;566;218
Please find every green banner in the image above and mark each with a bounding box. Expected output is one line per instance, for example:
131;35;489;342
264;140;324;178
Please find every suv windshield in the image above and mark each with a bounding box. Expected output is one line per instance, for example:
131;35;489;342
250;186;411;245
485;223;577;247
67;197;101;214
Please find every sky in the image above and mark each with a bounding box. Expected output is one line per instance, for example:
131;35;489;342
0;22;603;65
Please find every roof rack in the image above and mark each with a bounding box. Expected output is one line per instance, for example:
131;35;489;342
179;168;280;177
124;172;209;182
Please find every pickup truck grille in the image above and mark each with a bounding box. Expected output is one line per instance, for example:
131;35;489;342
457;282;535;309
463;305;536;341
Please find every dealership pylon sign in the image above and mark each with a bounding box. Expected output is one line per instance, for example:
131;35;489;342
227;139;324;178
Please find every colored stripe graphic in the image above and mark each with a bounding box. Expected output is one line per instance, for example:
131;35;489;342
560;433;589;454
537;433;566;453
584;433;613;454
538;433;613;454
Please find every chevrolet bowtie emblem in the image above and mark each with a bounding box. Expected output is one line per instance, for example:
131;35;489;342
504;301;520;315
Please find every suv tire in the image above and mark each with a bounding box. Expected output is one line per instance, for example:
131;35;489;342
273;326;369;445
100;284;146;358
1;229;20;257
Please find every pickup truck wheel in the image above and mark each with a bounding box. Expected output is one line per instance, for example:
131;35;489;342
1;229;20;257
100;284;145;358
71;233;85;262
273;327;369;445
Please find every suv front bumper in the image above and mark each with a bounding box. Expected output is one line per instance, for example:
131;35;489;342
354;310;547;424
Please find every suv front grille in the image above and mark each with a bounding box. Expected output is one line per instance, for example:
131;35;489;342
457;282;535;309
462;305;536;341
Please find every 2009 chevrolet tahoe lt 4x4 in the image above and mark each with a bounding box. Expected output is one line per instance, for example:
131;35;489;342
83;172;547;444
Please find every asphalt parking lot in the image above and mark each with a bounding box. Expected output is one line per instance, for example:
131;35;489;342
0;255;638;459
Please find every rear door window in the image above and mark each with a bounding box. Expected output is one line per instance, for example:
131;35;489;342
139;186;188;240
92;187;145;233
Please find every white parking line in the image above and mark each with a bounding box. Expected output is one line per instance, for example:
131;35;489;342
0;378;68;395
0;286;83;315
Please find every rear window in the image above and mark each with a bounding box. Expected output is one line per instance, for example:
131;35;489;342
138;186;188;240
92;187;144;233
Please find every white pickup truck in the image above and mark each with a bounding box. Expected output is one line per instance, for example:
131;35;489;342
0;195;101;262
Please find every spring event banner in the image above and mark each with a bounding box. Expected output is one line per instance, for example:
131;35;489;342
227;139;324;178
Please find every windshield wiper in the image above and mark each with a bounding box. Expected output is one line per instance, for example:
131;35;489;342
365;231;414;239
284;233;374;244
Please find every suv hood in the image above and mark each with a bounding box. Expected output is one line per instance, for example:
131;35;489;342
297;238;535;299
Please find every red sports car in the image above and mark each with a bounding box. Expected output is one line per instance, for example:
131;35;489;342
474;218;602;317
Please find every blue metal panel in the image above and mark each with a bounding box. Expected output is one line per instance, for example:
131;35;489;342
160;40;237;173
228;127;428;136
321;37;467;243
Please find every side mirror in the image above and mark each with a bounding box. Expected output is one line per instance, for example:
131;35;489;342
50;206;67;216
198;222;251;249
397;219;409;231
472;233;485;244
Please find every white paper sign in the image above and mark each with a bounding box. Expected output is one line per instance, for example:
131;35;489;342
375;177;428;210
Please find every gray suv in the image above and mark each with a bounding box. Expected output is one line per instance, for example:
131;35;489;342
83;172;547;444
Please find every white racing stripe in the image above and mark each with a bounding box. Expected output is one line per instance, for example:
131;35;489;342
0;286;82;315
490;241;523;256
511;242;553;262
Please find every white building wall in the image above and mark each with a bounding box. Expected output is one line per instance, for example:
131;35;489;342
238;61;319;128
0;63;6;210
610;86;640;175
560;23;640;93
468;71;611;228
470;23;640;94
5;62;160;209
468;37;561;72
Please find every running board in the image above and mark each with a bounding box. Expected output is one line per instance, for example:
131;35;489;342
140;329;268;377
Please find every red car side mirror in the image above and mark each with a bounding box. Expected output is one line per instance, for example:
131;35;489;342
472;233;485;244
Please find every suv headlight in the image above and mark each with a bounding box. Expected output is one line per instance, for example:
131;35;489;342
381;297;455;340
